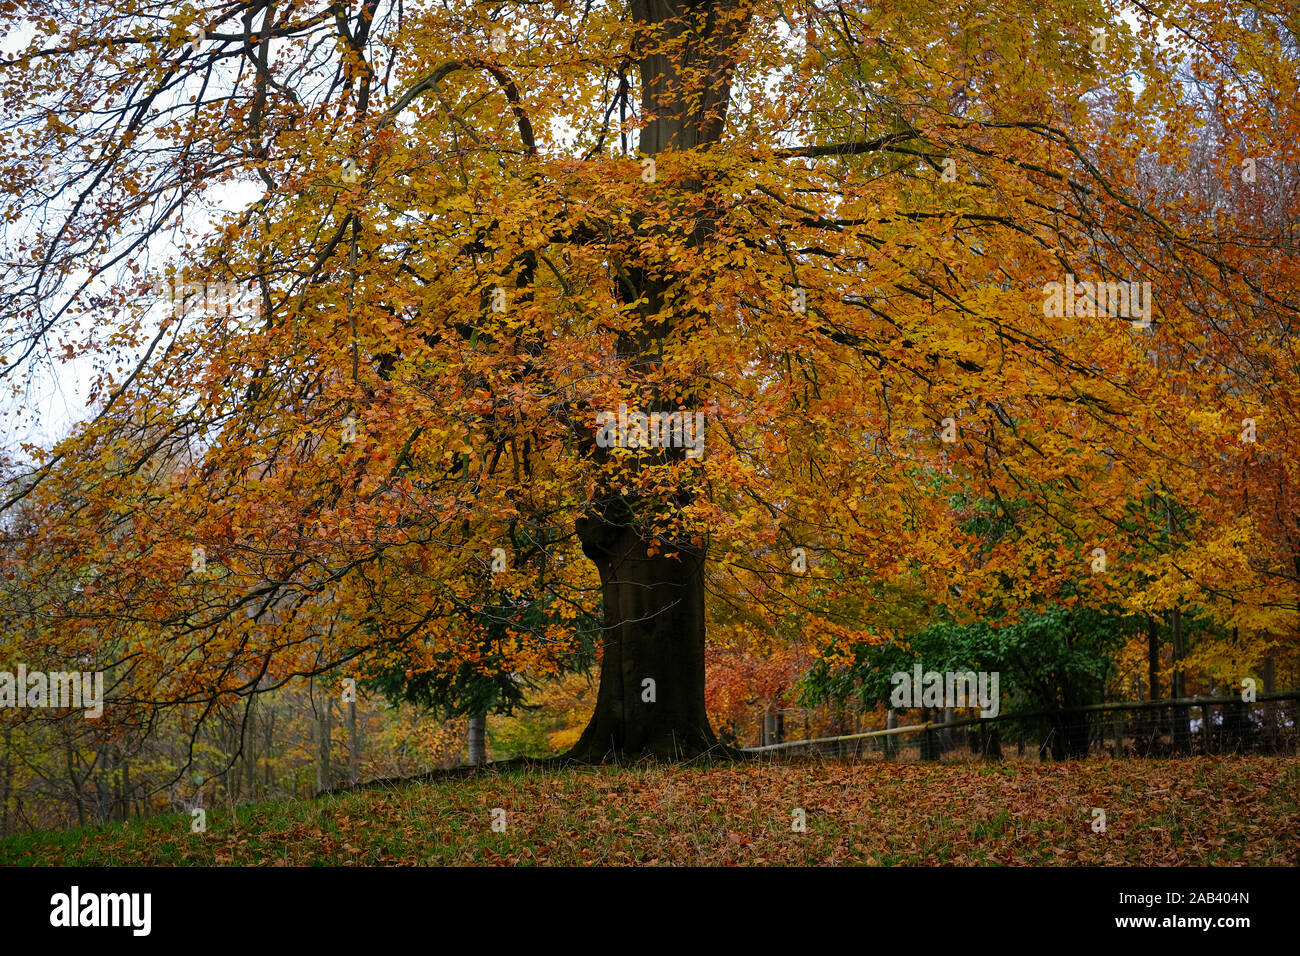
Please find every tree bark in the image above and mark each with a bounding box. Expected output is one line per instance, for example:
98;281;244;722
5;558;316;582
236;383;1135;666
244;709;256;799
64;739;86;828
762;703;785;747
1146;614;1160;701
566;516;720;760
468;712;487;767
0;725;10;835
347;698;361;784
1262;653;1277;749
315;696;332;793
940;705;955;753
565;0;748;762
984;725;1003;761
1166;499;1192;755
1169;607;1192;755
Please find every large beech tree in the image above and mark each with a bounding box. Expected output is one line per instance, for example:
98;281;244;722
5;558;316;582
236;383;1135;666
1;1;1296;762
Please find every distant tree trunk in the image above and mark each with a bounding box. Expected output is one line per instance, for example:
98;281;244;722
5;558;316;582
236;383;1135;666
1054;709;1092;761
65;741;86;827
1169;608;1192;755
939;706;955;754
1225;696;1250;752
920;708;940;761
244;714;257;799
347;699;361;784
885;709;898;758
315;698;332;793
264;709;276;794
984;724;1003;761
1147;614;1161;700
468;712;487;767
762;704;775;747
1166;500;1192;755
1262;653;1277;749
118;751;131;821
1203;698;1213;752
1145;613;1163;745
0;725;10;835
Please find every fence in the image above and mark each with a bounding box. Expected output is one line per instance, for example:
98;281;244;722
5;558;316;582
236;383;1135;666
743;691;1300;762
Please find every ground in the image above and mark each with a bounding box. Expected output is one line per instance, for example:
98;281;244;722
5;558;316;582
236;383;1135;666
3;756;1296;865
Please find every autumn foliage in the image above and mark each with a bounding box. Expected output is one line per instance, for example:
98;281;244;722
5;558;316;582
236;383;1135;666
0;0;1295;777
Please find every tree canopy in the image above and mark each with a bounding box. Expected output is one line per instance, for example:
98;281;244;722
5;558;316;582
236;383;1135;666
0;0;1296;764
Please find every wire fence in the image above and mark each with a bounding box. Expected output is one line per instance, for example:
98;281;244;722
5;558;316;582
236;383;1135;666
743;692;1300;762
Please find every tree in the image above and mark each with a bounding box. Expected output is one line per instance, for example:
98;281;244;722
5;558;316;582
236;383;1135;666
364;559;598;764
1;0;1295;766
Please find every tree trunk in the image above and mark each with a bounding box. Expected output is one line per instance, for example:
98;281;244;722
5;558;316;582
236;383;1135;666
468;712;487;767
65;740;86;828
1146;614;1160;701
566;517;720;760
1166;499;1192;755
565;0;748;762
920;708;939;761
315;696;332;793
245;712;258;799
1262;653;1277;749
1169;607;1192;755
984;725;1003;761
118;751;131;821
264;708;276;794
347;699;361;784
939;705;955;754
0;725;10;835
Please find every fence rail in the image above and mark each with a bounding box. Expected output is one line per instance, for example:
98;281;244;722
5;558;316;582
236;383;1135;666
742;691;1300;761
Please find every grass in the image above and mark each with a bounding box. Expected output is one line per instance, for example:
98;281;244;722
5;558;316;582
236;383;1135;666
2;755;1296;866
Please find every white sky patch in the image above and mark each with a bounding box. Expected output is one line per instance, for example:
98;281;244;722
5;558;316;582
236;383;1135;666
2;177;264;462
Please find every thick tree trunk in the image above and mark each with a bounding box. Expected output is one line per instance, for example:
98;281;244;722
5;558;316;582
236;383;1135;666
566;516;720;760
565;0;747;763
